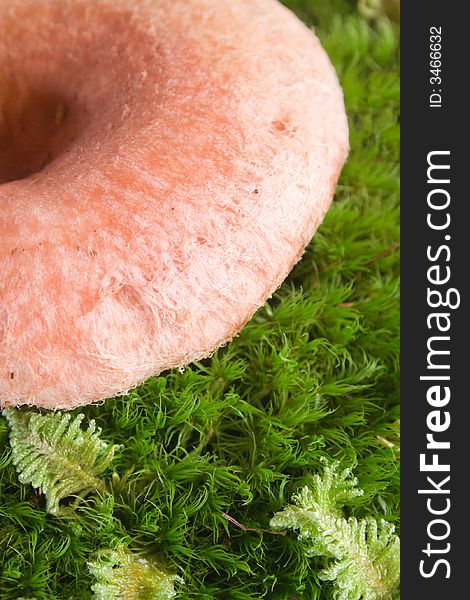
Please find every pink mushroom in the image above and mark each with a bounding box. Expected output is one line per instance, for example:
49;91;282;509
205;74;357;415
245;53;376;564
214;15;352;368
0;0;348;409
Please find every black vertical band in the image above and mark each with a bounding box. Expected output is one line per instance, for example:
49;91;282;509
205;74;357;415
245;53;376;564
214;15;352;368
401;3;467;596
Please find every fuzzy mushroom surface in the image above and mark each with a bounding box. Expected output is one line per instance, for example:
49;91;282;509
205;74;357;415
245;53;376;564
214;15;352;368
0;0;349;409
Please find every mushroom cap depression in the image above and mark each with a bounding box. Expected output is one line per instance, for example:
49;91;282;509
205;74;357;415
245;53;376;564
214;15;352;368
0;0;349;409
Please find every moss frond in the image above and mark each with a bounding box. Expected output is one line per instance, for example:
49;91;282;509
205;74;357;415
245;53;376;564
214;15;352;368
270;461;400;599
2;408;120;515
88;547;183;600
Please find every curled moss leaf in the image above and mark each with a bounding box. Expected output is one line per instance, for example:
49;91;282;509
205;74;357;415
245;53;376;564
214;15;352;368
358;0;400;22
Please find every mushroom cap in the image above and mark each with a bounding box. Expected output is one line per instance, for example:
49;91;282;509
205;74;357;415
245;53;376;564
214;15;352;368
0;0;348;409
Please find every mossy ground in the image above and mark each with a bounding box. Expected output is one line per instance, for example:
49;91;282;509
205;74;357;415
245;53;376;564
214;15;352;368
0;2;399;598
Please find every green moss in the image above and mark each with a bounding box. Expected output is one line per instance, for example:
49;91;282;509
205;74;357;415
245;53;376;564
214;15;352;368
88;547;183;600
270;461;400;599
0;2;399;598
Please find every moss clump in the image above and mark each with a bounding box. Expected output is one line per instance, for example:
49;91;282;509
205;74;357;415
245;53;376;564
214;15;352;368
88;547;183;600
2;409;121;516
0;2;399;598
270;461;400;599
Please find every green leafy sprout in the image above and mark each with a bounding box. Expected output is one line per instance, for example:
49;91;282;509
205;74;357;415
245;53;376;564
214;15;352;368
2;409;121;516
270;461;400;599
0;1;399;598
88;547;183;600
